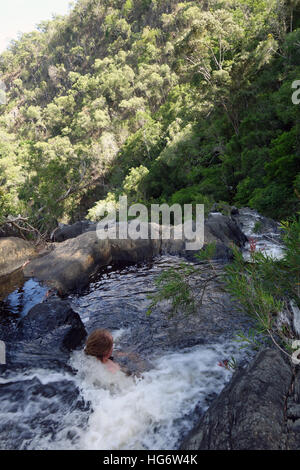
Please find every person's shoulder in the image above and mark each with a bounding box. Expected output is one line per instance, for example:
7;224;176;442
105;359;121;373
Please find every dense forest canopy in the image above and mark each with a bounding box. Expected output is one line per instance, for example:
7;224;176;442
0;0;300;233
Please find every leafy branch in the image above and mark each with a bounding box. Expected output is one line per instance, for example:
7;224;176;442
147;216;300;361
147;242;219;317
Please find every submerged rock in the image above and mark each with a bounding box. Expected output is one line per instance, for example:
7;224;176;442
0;376;89;450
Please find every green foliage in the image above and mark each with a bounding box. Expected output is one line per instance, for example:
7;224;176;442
194;242;217;262
87;191;120;222
280;215;300;290
222;217;300;354
147;242;217;316
253;221;263;234
223;246;285;327
147;217;300;359
0;130;25;220
147;263;197;317
123;165;149;200
170;187;213;216
0;0;299;233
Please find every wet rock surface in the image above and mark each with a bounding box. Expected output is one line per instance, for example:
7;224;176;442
181;348;300;450
23;230;161;294
2;297;87;371
287;368;300;449
232;207;281;235
0;376;89;450
17;298;87;347
0;255;253;450
0;296;89;450
232;207;284;260
205;212;247;247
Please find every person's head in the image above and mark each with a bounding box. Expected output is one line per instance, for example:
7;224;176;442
85;329;113;363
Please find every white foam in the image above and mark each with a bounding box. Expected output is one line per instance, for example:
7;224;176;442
0;368;70;385
63;341;241;450
239;209;285;261
0;339;248;449
243;240;285;261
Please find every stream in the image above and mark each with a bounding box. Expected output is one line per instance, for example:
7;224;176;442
0;209;285;450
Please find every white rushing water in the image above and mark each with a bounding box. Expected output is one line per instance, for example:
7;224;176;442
0;339;245;450
237;208;285;261
64;337;244;450
0;254;254;451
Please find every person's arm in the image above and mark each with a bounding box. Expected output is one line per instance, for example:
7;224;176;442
113;351;147;377
114;351;140;361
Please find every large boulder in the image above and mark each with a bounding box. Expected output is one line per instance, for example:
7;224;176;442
184;213;247;262
24;215;247;294
16;298;87;349
0;237;37;277
0;297;89;449
24;232;112;293
181;348;298;450
3;298;87;371
24;226;162;294
205;213;248;247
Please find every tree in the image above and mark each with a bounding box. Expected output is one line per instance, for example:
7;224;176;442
123;165;149;200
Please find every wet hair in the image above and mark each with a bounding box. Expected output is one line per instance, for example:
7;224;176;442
85;329;113;362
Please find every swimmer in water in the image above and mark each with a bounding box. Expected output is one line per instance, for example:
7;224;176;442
84;329;121;373
85;328;150;376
